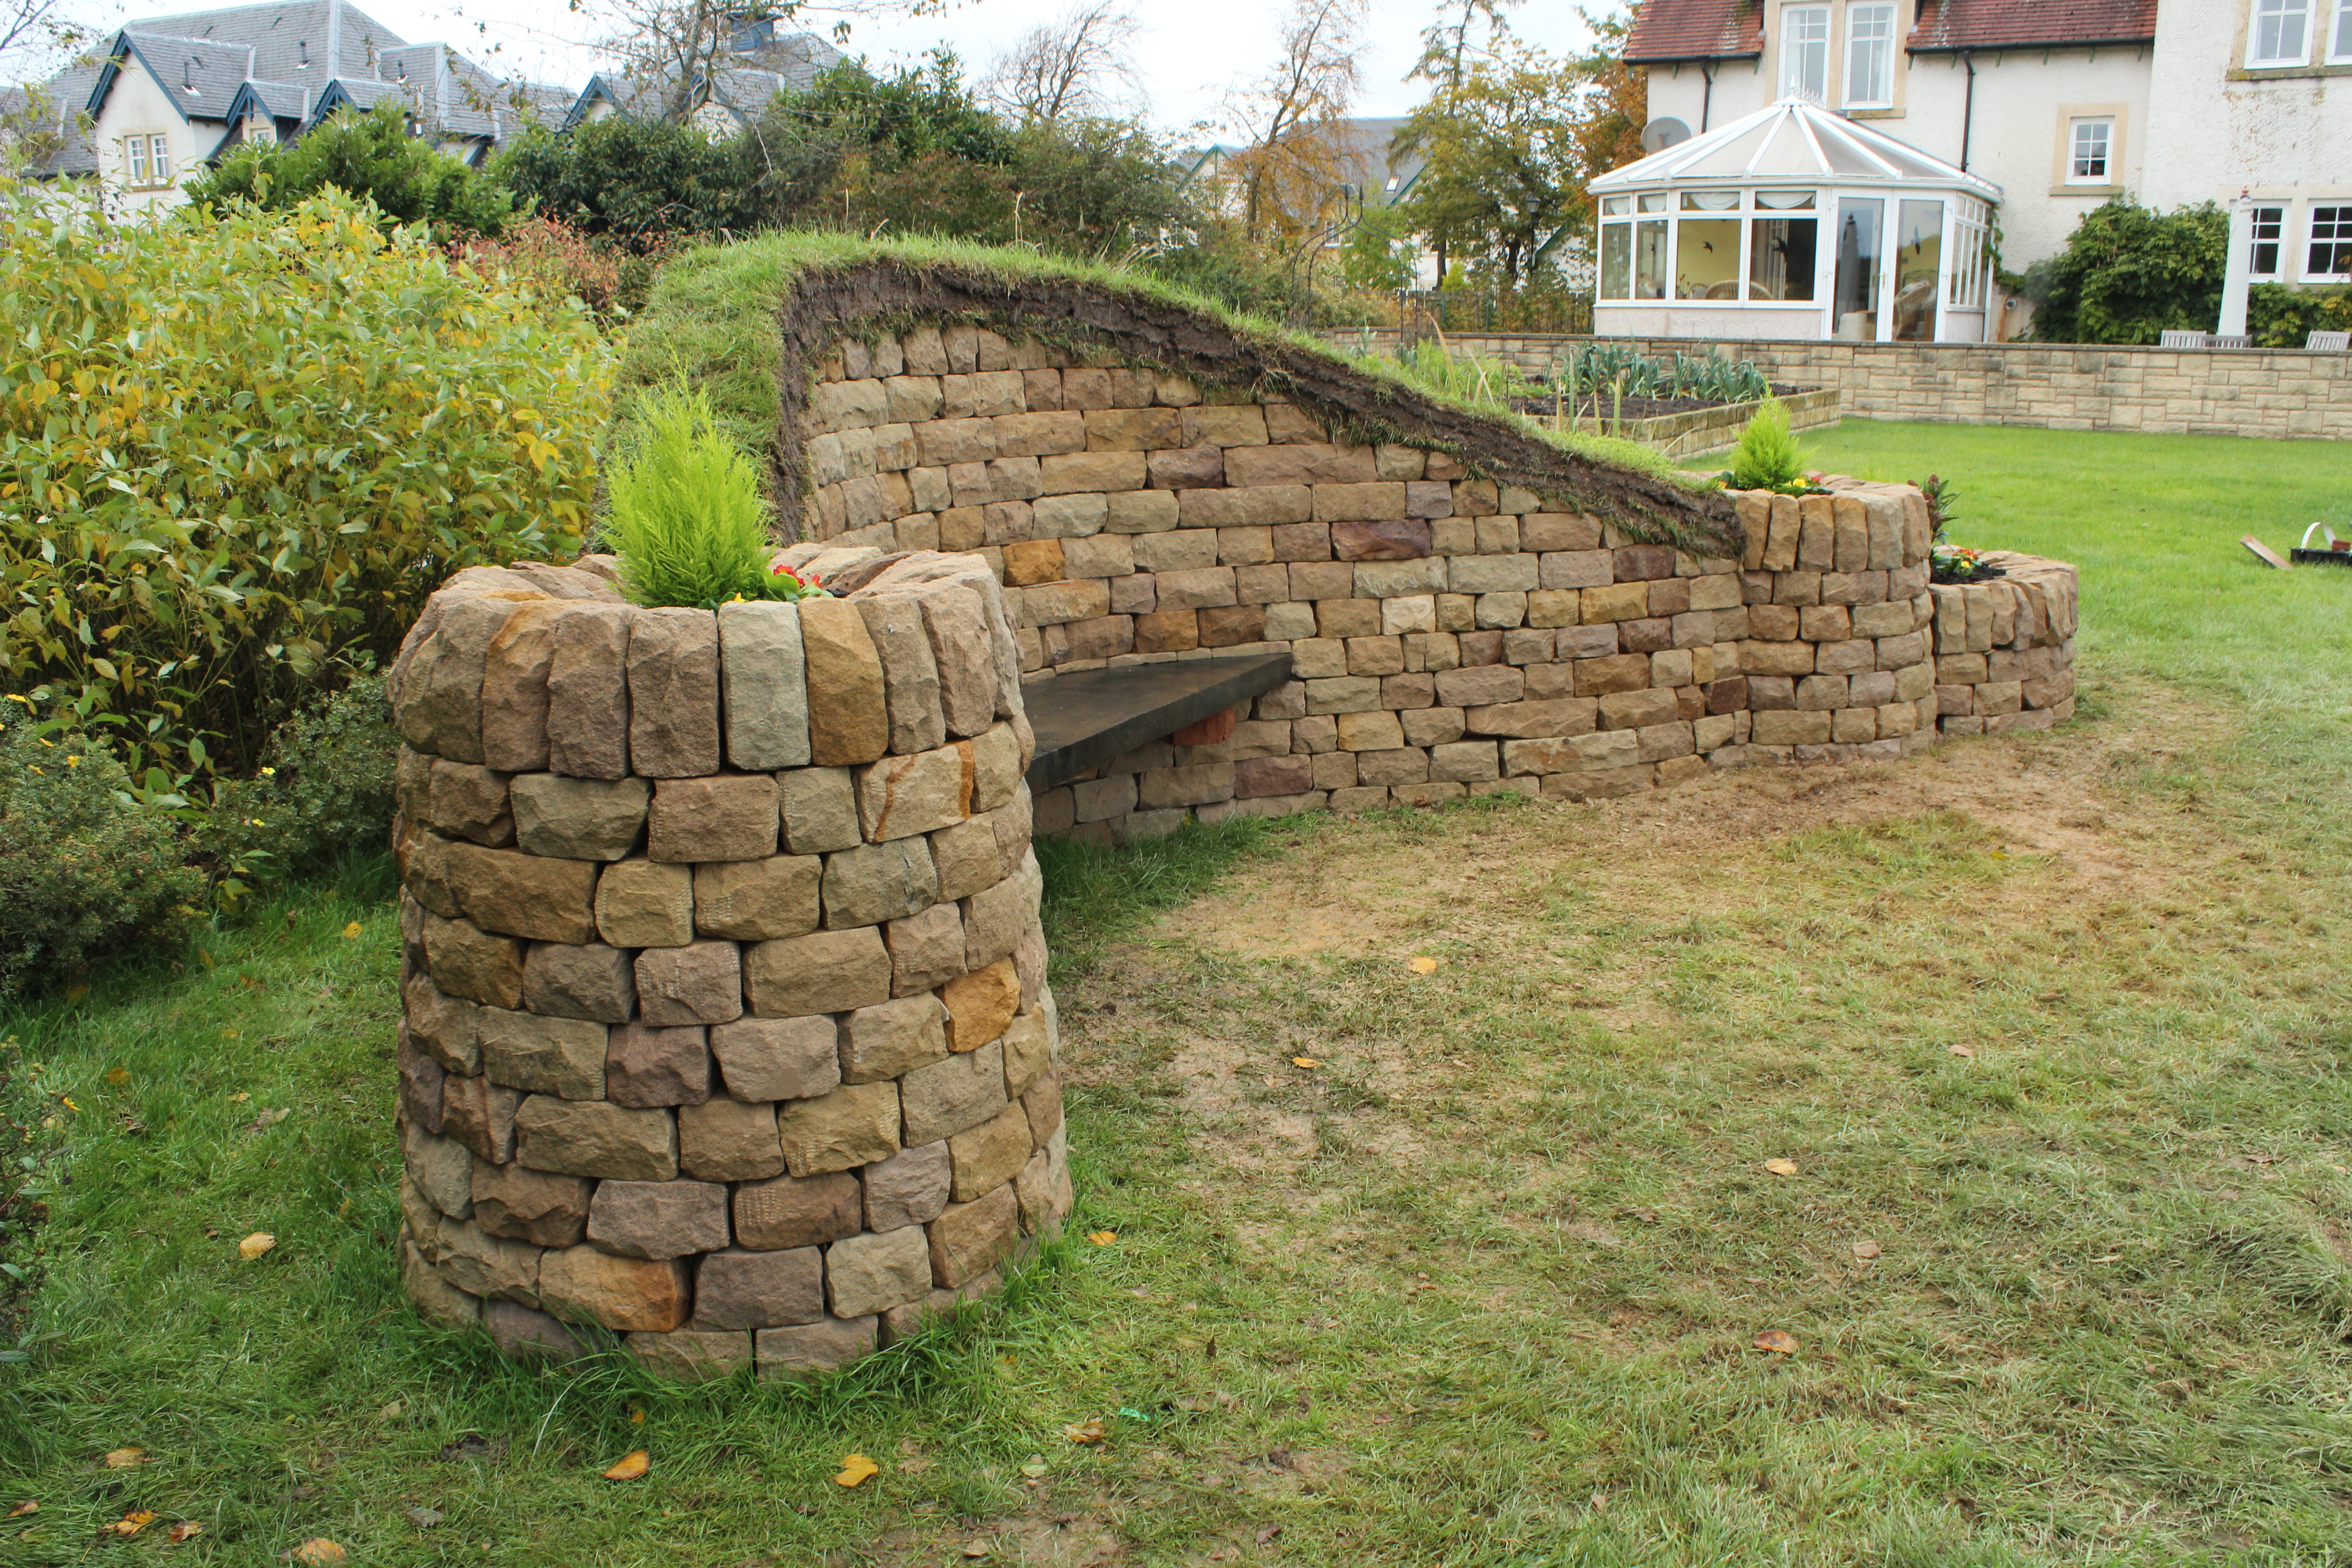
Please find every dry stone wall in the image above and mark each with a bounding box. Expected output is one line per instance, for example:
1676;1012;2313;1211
786;326;2078;841
385;551;1070;1382
1925;554;2079;735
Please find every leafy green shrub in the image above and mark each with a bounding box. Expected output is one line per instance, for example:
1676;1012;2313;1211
186;101;513;237
0;191;612;779
2249;282;2352;348
2021;198;2227;345
1727;395;1806;491
605;385;822;608
202;674;399;879
0;708;199;1002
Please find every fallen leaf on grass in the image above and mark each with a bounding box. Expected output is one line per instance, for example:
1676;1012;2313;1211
1018;1456;1048;1479
1256;1524;1284;1544
239;1233;277;1260
1754;1330;1799;1355
1948;1044;1975;1058
628;1406;645;1425
287;1539;346;1565
106;1510;157;1536
342;922;364;940
102;1448;146;1469
1407;956;1440;975
403;1506;442;1528
229;1092;250;1103
1063;1419;1106;1445
167;1521;203;1543
246;1108;290;1133
377;1401;403;1421
833;1454;878;1489
104;1067;129;1086
1086;1231;1117;1246
602;1451;649;1481
1851;1240;1881;1259
1763;1158;1798;1177
5;1503;36;1519
1290;1057;1319;1070
961;1542;990;1560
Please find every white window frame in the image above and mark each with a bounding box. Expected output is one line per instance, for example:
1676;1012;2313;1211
2066;119;2113;185
148;133;172;185
2308;205;2352;281
2249;0;2313;65
1845;3;1898;108
2331;0;2352;60
1781;5;1830;103
2249;205;2284;278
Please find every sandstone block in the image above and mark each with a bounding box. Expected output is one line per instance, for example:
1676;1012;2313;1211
635;941;744;1027
824;838;939;928
718;600;811;771
397;593;522;764
480;1007;608;1100
779;1081;902;1176
858;743;971;842
929;1183;1019;1288
400;1041;442;1138
746;927;892;1016
969;724;1024;812
1000;1009;1052;1100
428;760;514;847
646;773;780;864
479;600;570;774
472;1162;592;1247
886;902;965;996
841;994;951;1084
442;1074;522;1165
941;957;1019;1051
627;1328;752;1383
901;1040;1009;1147
780;766;861;855
856;595;947;754
827;1226;933;1318
446;844;599;945
1331;519;1433;561
605;1020;713;1107
435;1217;540;1305
511;774;649;862
689;854;822;942
694;1246;823;1329
678;1096;784;1181
405;972;483;1074
595;859;695;948
585;1179;730;1260
863;1141;952;1232
1462;698;1599;738
710;1015;839;1102
402;1240;481;1328
755;1316;877;1380
626;608;721;778
523;941;636;1024
799;598;892;766
1022;1069;1064;1147
915;584;999;739
515;1096;677;1181
732;1170;862;1250
546;600;632;780
405;1121;474;1216
949;1102;1034;1202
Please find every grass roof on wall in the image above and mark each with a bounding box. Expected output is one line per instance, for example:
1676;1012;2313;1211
619;232;1740;554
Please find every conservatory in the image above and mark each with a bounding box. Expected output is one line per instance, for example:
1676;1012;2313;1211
1588;98;2001;344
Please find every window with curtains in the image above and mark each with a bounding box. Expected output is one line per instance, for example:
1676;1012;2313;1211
2249;0;2313;65
1782;6;1829;101
1846;4;1896;107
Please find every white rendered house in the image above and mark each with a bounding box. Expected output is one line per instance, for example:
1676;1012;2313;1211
1615;0;2352;341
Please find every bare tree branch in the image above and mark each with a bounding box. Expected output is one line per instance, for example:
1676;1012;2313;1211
979;0;1142;125
1217;0;1364;244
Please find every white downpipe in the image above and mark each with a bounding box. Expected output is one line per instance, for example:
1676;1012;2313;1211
2218;191;2254;339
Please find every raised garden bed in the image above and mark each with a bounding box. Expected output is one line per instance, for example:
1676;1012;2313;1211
1522;386;1842;459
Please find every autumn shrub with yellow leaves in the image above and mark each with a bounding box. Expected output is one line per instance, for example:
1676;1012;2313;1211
0;189;615;781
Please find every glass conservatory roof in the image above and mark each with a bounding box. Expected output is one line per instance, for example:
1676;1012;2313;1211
1590;98;2001;201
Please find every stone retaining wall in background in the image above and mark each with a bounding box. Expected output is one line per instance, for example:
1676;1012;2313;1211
385;551;1070;1381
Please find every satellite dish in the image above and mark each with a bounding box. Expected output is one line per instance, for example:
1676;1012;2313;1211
1642;117;1692;154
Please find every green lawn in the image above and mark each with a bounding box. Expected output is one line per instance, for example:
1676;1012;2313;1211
5;424;2352;1566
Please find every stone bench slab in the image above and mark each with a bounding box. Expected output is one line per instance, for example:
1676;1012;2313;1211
1022;653;1294;793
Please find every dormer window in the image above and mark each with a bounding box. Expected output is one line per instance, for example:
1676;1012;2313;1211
2249;0;2312;65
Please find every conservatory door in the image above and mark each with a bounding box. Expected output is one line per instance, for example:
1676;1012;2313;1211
1831;197;1885;341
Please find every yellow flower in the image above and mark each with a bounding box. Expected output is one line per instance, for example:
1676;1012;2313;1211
259;765;276;776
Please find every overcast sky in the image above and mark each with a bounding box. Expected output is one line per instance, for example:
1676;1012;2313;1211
85;0;1608;137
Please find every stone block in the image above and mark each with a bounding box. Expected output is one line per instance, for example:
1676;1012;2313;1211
732;1171;863;1250
446;844;599;945
470;1162;591;1248
478;601;572;774
857;594;947;755
823;838;939;928
626;1328;752;1383
841;994;951;1084
780;767;861;855
428;761;514;847
402;1240;481;1328
694;855;822;941
941;957;1021;1052
910;585;999;740
545;601;632;780
746;927;893;1016
929;1183;1019;1288
634;941;744;1027
605;1020;713;1108
523;941;636;1024
626;608;721;778
397;592;521;764
646;774;780;864
406;972;483;1075
755;1316;878;1380
827;1226;934;1318
858;743;971;842
435;1217;541;1305
1461;698;1599;738
710;1015;840;1102
949;1102;1035;1202
442;1074;522;1165
678;1096;785;1181
694;1246;824;1329
480;1007;608;1100
886;901;966;996
595;859;695;949
864;1141;953;1231
515;1096;677;1181
405;1121;473;1216
778;1081;902;1176
586;1179;730;1260
900;1039;1009;1146
1750;709;1833;745
799;598;892;766
1580;581;1651;623
1022;1069;1063;1146
510;775;649;862
961;853;1041;970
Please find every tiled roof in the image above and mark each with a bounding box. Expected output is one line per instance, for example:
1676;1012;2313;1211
1624;0;1762;62
573;30;841;125
1907;0;2158;50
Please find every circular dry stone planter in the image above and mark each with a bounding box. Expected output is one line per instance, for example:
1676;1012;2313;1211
385;549;1070;1382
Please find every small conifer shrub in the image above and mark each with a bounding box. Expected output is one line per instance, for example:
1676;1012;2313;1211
605;385;826;608
1726;394;1807;493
